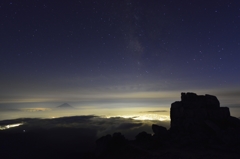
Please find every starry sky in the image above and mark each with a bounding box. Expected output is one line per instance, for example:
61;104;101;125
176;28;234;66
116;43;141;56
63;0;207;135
1;0;240;119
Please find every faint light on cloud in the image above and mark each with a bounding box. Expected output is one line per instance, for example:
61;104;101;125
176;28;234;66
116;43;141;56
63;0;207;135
106;114;170;121
20;108;51;112
0;123;23;130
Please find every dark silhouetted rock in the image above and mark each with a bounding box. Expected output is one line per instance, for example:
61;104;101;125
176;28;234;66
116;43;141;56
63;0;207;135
152;124;167;135
112;132;126;146
170;92;230;132
181;92;220;109
95;134;112;155
151;124;169;148
95;132;127;156
135;131;152;142
95;92;240;158
170;92;240;146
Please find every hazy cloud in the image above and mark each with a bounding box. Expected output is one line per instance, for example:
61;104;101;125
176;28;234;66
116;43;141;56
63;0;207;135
117;123;143;130
140;110;168;113
0;115;170;140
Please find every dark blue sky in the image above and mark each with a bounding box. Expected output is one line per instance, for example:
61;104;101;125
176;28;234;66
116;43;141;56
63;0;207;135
0;0;240;112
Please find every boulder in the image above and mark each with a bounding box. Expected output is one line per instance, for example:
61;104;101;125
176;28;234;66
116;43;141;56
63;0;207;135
95;132;127;156
112;132;126;146
152;124;167;136
135;131;152;142
95;134;112;156
170;92;230;133
169;92;240;146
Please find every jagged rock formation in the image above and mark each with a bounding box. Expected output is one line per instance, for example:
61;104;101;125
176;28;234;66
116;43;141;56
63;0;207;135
135;131;152;143
152;124;167;135
95;93;240;158
151;124;168;143
170;92;240;145
95;132;128;157
170;92;230;132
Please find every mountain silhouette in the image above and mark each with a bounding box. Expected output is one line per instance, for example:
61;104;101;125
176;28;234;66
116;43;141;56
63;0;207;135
56;103;74;109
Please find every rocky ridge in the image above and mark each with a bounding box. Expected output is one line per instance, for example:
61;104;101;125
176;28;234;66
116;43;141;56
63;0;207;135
95;92;240;158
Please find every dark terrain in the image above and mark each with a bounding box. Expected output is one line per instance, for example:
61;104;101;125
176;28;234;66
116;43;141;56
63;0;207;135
1;93;240;159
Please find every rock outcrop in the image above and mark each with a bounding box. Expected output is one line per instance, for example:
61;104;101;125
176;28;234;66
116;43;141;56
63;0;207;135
170;92;230;132
95;132;127;156
95;92;240;158
170;92;240;145
135;131;152;143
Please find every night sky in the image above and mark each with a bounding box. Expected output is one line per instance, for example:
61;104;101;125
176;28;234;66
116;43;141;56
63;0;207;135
1;0;240;119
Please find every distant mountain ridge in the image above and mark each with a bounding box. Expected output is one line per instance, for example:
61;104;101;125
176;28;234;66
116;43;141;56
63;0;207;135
57;103;74;109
